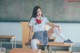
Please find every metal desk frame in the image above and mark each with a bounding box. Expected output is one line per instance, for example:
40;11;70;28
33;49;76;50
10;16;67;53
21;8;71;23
0;35;16;49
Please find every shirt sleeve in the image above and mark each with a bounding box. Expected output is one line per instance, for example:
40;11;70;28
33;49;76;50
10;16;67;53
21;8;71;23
29;18;34;26
45;17;49;24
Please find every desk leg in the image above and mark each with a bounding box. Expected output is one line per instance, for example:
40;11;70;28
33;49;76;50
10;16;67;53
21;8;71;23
11;37;16;48
11;38;13;49
49;46;52;53
0;42;2;48
45;46;48;53
14;37;16;48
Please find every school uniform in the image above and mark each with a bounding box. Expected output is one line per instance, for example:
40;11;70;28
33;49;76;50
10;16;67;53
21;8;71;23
29;17;49;49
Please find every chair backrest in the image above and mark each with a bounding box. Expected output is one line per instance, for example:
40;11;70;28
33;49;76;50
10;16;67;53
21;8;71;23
21;22;54;48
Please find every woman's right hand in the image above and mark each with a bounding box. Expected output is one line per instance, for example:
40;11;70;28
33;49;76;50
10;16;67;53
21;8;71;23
25;39;31;45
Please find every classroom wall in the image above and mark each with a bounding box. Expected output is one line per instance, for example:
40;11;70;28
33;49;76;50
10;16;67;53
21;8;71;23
0;22;22;41
0;22;80;43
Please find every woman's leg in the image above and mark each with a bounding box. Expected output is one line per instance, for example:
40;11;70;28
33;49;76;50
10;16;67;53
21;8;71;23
53;27;68;41
31;39;41;49
53;27;73;43
31;39;41;53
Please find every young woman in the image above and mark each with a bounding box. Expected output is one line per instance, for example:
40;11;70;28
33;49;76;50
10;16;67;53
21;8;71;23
29;6;72;49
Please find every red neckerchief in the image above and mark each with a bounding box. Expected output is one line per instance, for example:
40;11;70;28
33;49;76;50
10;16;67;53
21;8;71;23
36;19;42;24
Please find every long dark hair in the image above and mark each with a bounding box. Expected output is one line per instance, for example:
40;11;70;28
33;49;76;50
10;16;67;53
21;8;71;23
31;6;43;18
29;6;43;25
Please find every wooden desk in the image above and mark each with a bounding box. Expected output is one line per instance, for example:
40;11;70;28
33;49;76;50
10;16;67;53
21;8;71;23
48;42;71;53
0;35;14;39
9;48;39;53
37;42;71;53
48;42;71;46
37;42;64;53
37;42;64;46
0;35;16;48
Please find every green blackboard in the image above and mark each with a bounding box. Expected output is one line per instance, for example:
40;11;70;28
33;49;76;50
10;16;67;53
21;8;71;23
0;0;80;23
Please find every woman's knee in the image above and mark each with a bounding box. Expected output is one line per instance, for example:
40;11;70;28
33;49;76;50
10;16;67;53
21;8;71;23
31;39;41;49
31;39;40;44
31;39;37;44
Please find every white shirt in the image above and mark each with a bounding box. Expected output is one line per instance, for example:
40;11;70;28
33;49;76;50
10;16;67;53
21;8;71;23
29;17;49;32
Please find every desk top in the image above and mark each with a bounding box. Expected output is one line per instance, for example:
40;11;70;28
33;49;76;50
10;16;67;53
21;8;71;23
38;42;64;45
0;35;15;39
9;48;39;53
38;42;71;47
48;42;71;47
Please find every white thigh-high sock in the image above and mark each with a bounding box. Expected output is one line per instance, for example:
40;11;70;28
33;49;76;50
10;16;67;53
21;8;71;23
31;39;41;53
53;27;68;41
31;39;38;49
